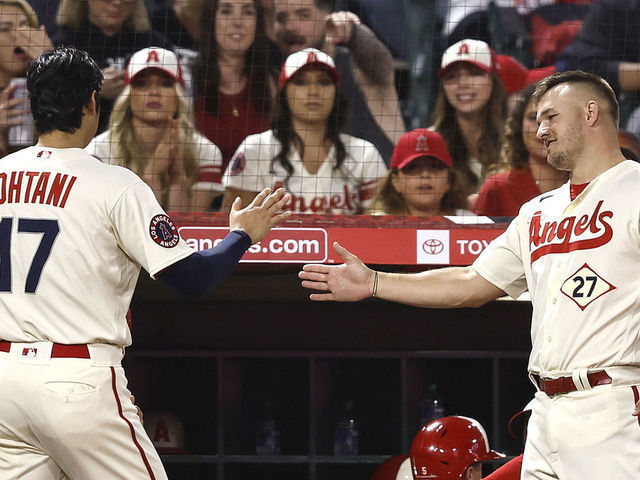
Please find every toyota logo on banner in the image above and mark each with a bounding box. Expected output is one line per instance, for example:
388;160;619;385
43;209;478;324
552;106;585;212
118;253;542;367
416;230;450;264
422;238;444;255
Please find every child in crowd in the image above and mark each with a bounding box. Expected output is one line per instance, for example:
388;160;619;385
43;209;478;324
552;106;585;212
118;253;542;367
368;129;470;217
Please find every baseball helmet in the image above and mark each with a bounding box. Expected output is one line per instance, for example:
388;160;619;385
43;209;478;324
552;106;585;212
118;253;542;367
411;416;505;480
371;455;413;480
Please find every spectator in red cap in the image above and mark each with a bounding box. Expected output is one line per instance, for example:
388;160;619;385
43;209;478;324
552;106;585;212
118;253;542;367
368;129;470;217
430;39;508;203
86;47;224;212
222;47;387;214
473;85;568;217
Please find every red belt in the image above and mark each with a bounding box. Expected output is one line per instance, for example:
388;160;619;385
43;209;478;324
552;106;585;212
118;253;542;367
535;371;612;396
0;340;90;358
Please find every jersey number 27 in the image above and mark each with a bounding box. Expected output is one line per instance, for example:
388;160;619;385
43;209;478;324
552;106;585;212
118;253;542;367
0;217;60;293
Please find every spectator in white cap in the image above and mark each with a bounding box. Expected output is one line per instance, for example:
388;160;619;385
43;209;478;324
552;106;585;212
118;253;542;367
430;38;508;205
368;129;471;217
86;47;224;212
222;47;387;215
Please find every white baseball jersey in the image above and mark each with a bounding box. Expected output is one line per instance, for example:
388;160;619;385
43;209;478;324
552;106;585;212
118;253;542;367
473;160;640;376
223;130;387;214
0;146;194;346
86;130;224;192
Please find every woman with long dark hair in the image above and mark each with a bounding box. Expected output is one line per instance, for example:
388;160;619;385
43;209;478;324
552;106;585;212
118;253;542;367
473;85;568;216
222;48;387;214
431;39;508;201
192;0;275;176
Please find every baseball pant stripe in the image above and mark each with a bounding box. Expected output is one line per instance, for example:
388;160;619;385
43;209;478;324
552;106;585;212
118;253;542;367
110;366;157;480
633;386;640;428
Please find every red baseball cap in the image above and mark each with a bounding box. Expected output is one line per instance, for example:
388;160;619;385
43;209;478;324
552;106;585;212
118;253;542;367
439;39;495;77
124;47;185;87
391;129;453;170
278;48;340;89
495;55;555;94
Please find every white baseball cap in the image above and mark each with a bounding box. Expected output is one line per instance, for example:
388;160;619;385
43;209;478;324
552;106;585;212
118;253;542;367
278;47;340;89
439;39;495;77
124;47;185;87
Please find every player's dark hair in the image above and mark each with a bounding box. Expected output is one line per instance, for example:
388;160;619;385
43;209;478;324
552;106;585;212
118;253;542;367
533;70;620;127
271;78;348;189
27;47;103;135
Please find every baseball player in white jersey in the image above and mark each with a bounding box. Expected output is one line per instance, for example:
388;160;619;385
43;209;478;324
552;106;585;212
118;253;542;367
0;47;290;479
299;70;640;479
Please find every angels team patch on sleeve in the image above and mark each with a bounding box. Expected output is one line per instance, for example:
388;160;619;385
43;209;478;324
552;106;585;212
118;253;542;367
149;214;180;248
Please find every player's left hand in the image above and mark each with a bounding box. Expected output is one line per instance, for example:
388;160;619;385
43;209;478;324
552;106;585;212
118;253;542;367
229;187;291;244
634;399;640;417
15;25;53;60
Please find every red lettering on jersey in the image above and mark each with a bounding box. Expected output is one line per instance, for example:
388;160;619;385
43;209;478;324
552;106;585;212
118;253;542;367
31;172;50;204
58;175;77;208
8;171;23;203
24;171;39;202
281;184;361;213
147;50;160;64
529;200;613;262
0;172;6;204
46;173;68;206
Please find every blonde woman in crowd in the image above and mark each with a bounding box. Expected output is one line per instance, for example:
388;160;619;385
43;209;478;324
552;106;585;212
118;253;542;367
431;39;508;202
86;47;224;212
368;129;470;217
52;0;173;133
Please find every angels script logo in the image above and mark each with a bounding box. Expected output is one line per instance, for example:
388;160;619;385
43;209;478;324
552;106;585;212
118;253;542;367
529;200;613;262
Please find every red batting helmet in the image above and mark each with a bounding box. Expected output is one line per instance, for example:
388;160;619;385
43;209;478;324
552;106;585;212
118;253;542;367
410;416;505;480
371;455;413;480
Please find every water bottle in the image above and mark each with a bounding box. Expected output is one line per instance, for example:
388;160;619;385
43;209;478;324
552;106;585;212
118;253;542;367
419;384;445;429
256;400;281;455
334;400;359;455
7;77;34;147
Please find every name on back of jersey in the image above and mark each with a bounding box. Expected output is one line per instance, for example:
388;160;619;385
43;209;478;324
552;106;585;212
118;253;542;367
0;170;77;208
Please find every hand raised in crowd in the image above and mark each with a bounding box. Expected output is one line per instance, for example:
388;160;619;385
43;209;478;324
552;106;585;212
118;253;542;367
299;242;374;302
14;25;53;60
101;66;126;100
324;11;360;52
229;188;291;244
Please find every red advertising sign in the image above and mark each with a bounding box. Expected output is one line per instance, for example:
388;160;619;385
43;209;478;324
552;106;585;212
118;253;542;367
179;227;329;263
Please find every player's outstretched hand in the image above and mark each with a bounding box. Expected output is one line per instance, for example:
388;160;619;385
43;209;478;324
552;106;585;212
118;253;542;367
299;242;374;302
229;187;291;244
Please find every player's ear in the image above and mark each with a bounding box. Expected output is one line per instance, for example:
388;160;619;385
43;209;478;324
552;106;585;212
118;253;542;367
585;100;599;126
89;90;101;116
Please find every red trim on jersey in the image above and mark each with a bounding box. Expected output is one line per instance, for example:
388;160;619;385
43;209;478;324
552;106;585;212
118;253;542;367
570;182;589;200
632;385;640;427
110;367;157;479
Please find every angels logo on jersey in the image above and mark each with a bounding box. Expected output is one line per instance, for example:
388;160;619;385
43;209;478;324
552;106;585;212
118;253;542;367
149;214;180;248
528;200;613;262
